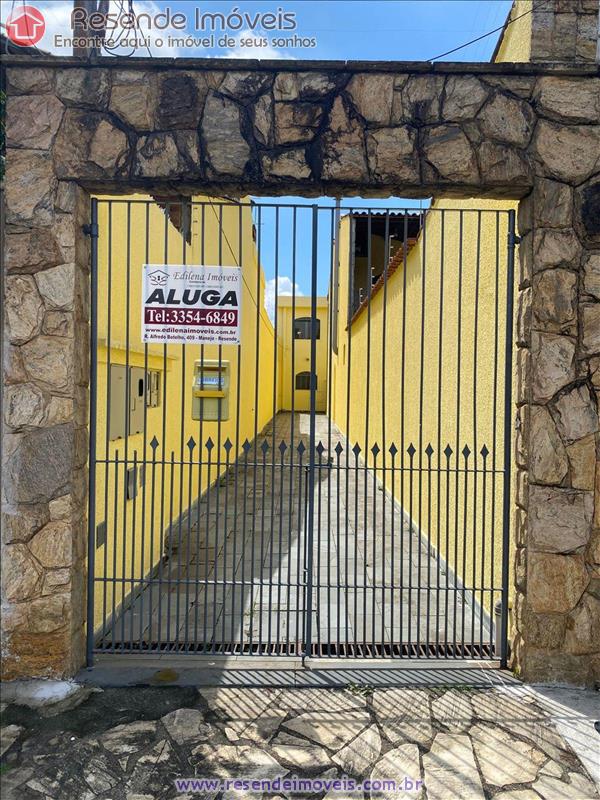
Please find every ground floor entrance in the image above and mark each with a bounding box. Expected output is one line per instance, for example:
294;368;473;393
87;198;516;666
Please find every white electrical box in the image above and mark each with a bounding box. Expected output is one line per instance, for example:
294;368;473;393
109;364;150;440
192;359;230;421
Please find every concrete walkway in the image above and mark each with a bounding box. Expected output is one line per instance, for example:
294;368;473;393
102;412;490;658
1;683;598;799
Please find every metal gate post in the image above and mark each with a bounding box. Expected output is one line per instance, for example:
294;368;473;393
85;197;99;667
499;209;517;667
303;205;319;662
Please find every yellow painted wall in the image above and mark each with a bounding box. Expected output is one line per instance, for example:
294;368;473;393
331;204;511;620
494;0;532;62
93;195;281;632
276;296;329;412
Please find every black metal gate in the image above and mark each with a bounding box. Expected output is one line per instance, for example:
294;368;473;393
86;198;516;666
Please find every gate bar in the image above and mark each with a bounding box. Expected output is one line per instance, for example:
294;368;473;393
86;197;99;667
500;209;517;667
303;205;319;661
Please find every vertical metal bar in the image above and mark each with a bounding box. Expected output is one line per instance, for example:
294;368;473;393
490;211;501;657
399;213;408;656
86;198;99;667
120;202;132;652
353;440;360;651
250;204;263;653
221;439;231;646
435;210;445;653
500;210;516;668
277;439;285;650
139;201;150;650
183;438;195;649
202;441;213;652
381;212;390;656
287;207;297;655
239;441;250;651
480;446;488;653
176;201;188;650
407;443;414;656
166;451;176;650
444;444;451;654
230;204;243;647
362;211;372;653
471;212;482;654
453;210;464;657
346;212;356;654
194;204;207;649
156;204;170;651
317;441;323;653
303;205;319;660
211;203;224;653
148;441;158;646
327;207;335;655
416;209;427;654
461;446;469;656
259;439;268;652
110;450;120;652
295;445;304;654
336;431;342;655
101;202;112;652
129;449;138;651
372;444;378;654
425;445;433;654
269;206;280;650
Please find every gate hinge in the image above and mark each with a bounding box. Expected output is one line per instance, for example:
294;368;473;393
83;222;99;238
508;231;522;247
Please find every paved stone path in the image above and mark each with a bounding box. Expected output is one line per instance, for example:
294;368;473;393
1;685;598;799
103;412;491;657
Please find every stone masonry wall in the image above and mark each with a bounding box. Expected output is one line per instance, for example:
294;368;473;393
530;0;599;63
1;54;599;682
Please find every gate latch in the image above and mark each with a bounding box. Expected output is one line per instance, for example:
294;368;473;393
83;222;99;238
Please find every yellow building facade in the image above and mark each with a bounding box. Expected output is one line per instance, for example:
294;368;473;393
92;195;281;633
276;295;329;413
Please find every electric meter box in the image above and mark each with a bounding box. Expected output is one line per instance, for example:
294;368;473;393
192;359;230;421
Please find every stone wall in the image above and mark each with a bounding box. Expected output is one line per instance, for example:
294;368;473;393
2;54;599;682
514;151;600;684
530;0;599;63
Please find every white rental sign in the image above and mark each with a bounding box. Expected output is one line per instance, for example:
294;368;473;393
142;264;241;345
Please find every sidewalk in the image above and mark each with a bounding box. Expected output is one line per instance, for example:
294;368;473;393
1;682;598;799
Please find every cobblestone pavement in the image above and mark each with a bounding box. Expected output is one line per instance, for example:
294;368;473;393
1;684;599;799
104;413;490;656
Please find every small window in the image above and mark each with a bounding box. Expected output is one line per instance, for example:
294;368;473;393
146;369;161;408
294;317;320;340
295;371;317;390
